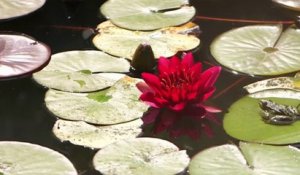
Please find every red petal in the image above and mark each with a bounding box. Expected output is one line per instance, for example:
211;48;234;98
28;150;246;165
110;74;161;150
136;82;153;93
169;102;186;111
181;52;194;68
202;66;221;89
141;73;161;92
202;105;222;113
169;56;181;72
140;92;161;108
158;57;170;74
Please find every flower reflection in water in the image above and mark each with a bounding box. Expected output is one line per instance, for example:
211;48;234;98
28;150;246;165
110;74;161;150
137;52;222;139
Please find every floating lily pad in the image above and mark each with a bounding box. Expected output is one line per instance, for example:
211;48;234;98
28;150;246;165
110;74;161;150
0;141;77;175
244;76;300;94
93;21;200;60
100;0;196;30
33;50;129;92
0;0;46;21
189;142;300;175
0;33;50;80
211;25;300;76
93;137;190;175
53;119;143;149
223;96;300;144
273;0;300;11
45;76;148;125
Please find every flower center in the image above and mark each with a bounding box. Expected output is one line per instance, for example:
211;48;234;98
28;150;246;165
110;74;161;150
160;70;192;89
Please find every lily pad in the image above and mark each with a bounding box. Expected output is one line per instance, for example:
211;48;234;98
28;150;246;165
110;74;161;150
0;33;50;80
100;0;196;30
0;0;46;21
189;142;300;175
0;141;77;175
45;76;148;125
93;21;200;60
244;76;300;94
53;119;143;149
273;0;300;11
33;50;129;92
223;96;300;144
93;137;190;175
211;25;300;76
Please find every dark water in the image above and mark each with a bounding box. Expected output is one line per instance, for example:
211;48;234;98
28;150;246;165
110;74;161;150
0;0;297;174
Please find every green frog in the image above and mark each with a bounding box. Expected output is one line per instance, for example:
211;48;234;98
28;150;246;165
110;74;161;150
259;99;300;125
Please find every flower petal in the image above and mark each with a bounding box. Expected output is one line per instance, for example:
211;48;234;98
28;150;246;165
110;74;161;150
136;82;153;93
181;52;194;68
157;57;170;74
140;92;161;108
141;73;161;92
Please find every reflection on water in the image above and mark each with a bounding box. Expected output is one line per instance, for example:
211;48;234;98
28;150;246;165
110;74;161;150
0;0;298;174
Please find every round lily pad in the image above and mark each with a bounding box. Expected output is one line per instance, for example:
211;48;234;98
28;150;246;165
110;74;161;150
223;96;300;144
0;33;50;80
189;142;300;175
0;141;77;175
93;137;190;175
211;25;300;76
0;0;46;21
100;0;196;30
273;0;300;11
53;119;142;149
93;21;200;60
45;76;148;125
33;50;129;92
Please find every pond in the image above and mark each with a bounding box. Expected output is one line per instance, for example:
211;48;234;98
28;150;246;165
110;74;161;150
0;0;299;174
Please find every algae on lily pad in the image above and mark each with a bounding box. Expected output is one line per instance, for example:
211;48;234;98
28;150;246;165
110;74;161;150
93;137;190;175
53;119;143;149
33;50;129;92
0;0;46;20
189;142;300;175
223;96;300;144
211;25;300;76
100;0;196;30
0;33;50;79
0;141;77;175
45;76;148;125
93;21;200;60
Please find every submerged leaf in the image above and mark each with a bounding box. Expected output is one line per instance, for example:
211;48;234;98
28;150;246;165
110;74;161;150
93;137;190;175
93;21;200;60
53;119;142;149
211;25;300;76
33;50;129;92
100;0;196;30
189;142;300;175
45;76;148;125
0;141;77;175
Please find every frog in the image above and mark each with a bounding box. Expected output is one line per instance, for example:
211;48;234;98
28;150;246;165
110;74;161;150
258;99;300;125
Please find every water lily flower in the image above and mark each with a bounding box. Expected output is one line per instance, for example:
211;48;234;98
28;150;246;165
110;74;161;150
136;52;222;139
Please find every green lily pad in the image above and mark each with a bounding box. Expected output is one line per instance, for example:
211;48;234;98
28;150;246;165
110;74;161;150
0;141;77;175
223;96;300;144
0;0;46;20
93;137;190;175
53;119;142;149
211;25;300;76
93;21;200;60
33;50;129;92
189;142;300;175
100;0;196;30
45;76;148;125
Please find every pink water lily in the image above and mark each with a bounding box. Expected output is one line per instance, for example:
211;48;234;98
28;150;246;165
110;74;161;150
137;52;222;139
